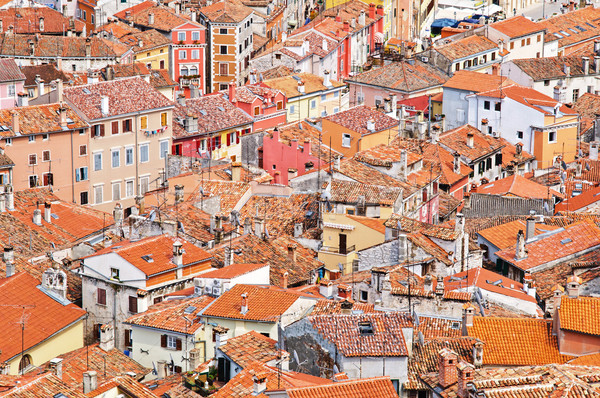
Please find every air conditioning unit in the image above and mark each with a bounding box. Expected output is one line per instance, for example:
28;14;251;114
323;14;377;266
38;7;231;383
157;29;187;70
212;286;222;296
421;56;429;63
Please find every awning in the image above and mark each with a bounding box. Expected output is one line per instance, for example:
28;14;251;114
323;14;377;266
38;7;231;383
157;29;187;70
323;222;355;231
375;32;385;43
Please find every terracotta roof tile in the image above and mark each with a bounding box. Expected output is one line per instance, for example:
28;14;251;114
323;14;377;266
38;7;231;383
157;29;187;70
262;72;344;99
467;317;573;365
200;0;253;23
354;144;422;167
442;70;515;92
477;85;577;115
287;376;398;398
497;137;535;169
218;330;286;368
489;15;545;38
0;58;24;83
117;4;192;31
385;213;458;240
0;272;86;363
201;284;299;321
119;29;171;53
0;373;86;398
558;296;600;336
568;352;600;365
536;7;600;48
555;185;600;213
477;174;563;199
346;215;387;234
21;64;69;87
310;299;376;315
444;268;537;303
511;55;600;81
478;219;560;250
417;316;463;339
0;7;85;34
86;375;159;397
0;103;87;138
96;20;141;38
408;232;452;265
200;263;267;279
0;34;129;59
327;180;402;206
439;125;504;162
434;35;498;61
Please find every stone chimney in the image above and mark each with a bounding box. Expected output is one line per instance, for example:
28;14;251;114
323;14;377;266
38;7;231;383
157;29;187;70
583;57;590;75
174;184;184;203
472;341;484;368
244;217;252;235
3;246;14;277
33;208;42;225
173;240;183;267
254;217;264;238
4;185;12;211
457;362;474;398
287;244;297;262
466;132;474;148
453;152;461;174
189;348;201;369
399;149;408;179
99;323;114;351
44;202;52;223
566;275;582;298
525;213;536;242
438;348;458;388
156;360;168;380
42;266;67;299
241;293;249;314
231;162;242;181
49;358;63;379
10;110;18;134
435;275;445;295
294;222;303;238
83;371;98;394
423;274;433;292
214;326;229;349
515;230;527;260
282;271;289;289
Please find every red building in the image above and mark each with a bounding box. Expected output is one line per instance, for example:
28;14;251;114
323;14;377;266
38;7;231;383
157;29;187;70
224;82;287;131
171;21;206;97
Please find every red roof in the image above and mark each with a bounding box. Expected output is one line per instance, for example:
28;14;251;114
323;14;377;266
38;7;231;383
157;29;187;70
477;174;563;200
287;376;398;398
87;235;212;277
114;1;155;19
489;15;545;38
477;85;578;115
198;263;267;279
444;268;537;303
555;185;600;213
0;272;86;363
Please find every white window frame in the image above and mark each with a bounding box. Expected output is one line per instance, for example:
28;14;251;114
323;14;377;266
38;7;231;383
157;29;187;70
159;140;169;159
112;182;121;201
192;31;200;41
111;149;120;168
179;50;187;60
93;152;102;171
125;179;135;198
139;144;149;163
177;31;185;41
125;147;134;165
342;133;351;148
94;185;103;204
166;335;177;349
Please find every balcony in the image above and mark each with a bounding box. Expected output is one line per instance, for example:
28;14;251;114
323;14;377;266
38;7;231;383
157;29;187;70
320;245;356;255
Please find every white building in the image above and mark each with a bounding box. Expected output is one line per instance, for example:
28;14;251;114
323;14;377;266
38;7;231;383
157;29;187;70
486;16;546;61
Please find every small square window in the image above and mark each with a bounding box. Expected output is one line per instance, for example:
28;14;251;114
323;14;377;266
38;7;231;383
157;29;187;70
79;145;87;156
483;101;490;110
42;150;50;162
517;131;524;139
549;131;557;143
110;268;119;280
42;134;48;140
494;102;501;112
28;135;35;143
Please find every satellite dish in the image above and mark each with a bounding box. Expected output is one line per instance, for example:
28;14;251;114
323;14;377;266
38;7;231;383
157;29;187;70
321;190;331;201
152;362;157;375
293;350;300;364
418;331;425;345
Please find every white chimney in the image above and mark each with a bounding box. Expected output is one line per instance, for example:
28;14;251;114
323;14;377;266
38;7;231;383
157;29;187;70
156;360;168;380
591;142;599;160
252;374;267;395
322;38;328;52
33;208;42;225
17;93;28;107
323;70;331;88
297;80;305;94
515;230;527;260
4;246;14;277
148;13;154;25
83;371;97;394
44;202;52;223
5;184;14;211
359;10;366;26
366;119;375;132
241;293;248;314
173;240;183;267
583;57;590;75
100;96;109;115
35;75;44;96
99;323;115;351
466;132;474;148
49;358;63;379
525;213;536;242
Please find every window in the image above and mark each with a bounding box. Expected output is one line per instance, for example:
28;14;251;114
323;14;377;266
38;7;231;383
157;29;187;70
140;116;148;130
253;106;260;116
219;63;228;75
162;335;182;350
160;140;169;158
122;119;132;132
521;39;525;46
289;105;296;114
457;108;465;123
549;131;557;143
112;182;121;201
179;50;187;60
192;49;199;59
510;42;514;50
544;80;550;86
140;144;149;163
478;162;484;175
219;28;227;34
5;138;11;146
125;147;134;165
192;31;200;41
75;167;88;181
167;335;177;349
42;172;53;186
8;84;14;97
180;67;189;76
110;268;119;280
321;94;327;101
342;133;352;147
161;112;167;126
310;100;316;109
360;290;368;301
220;45;227;54
358;321;374;335
488;126;493;135
484;101;490;110
28;135;35;143
111;149;120;168
97;288;106;305
79;145;87;156
486;158;492;170
495;153;502;166
125;329;132;347
28;88;34;97
455;63;460;72
573;89;580;103
128;296;138;314
491;52;496;61
527;37;531;45
94;185;103;204
494;102;501;112
42;133;48;141
517;130;524;139
92;124;104;137
80;191;88;205
537;34;541;42
140;176;149;195
28;175;37;188
178;31;185;41
42;150;50;162
28;154;37;166
112;121;119;135
93;153;102;171
126;179;134;198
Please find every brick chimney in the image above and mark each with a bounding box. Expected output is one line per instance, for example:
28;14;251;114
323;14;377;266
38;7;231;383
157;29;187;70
368;3;376;19
228;81;237;103
241;293;248;314
438;348;458;388
457;362;474;398
282;271;289;289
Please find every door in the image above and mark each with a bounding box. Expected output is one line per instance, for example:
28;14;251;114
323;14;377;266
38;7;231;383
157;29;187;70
339;233;347;254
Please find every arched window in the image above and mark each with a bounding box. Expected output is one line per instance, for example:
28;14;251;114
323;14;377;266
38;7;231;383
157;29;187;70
180;67;189;76
19;354;32;374
190;66;198;76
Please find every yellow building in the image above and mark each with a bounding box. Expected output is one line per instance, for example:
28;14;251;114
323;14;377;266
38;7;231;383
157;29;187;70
534;114;579;168
262;72;347;122
121;30;171;70
0;272;86;375
319;212;387;276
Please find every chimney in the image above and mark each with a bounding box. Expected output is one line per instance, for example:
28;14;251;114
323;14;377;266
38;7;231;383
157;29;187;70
423;274;433;292
10;110;18;134
177;94;186;106
462;304;475;335
49;358;63;379
148;13;154;25
228;81;236;103
302;39;309;55
359;10;366;25
351;18;356;29
241;293;248;314
231;162;242;181
44;202;52;223
376;4;383;16
17;92;28;107
85;37;91;58
564;64;571;77
156;360;168;380
189;348;201;369
583;57;590;75
33;208;42;225
525;213;536;242
59;103;68;129
214;326;229;349
366;119;375;132
383;97;391;113
136;195;145;214
4;246;14;277
596;57;600;75
566;275;582;298
515;230;527;260
435;275;445;295
595;39;600;55
343;20;350;32
57;79;64;102
99;323;114;351
457;362;475;398
252;373;268;395
100;96;109;115
368;2;376;19
453;152;461;174
399;149;408;179
172;240;184;267
224;246;234;267
472;341;484;368
591;142;599;161
254;217;264;238
83;371;98;394
322;38;328;52
174;184;184;203
390;93;397;116
466;132;474;148
287;244;297;262
319;280;334;298
303;139;311;156
5;184;13;210
282;271;288;289
244;217;252;235
0;187;4;213
516;142;523;155
553;85;561;101
294;222;303;237
323;70;331;87
87;70;99;84
297;80;305;94
334;155;341;169
438;348;458;388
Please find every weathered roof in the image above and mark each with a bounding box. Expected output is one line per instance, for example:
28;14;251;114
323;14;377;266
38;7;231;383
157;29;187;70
324;105;400;135
287;377;399;398
0;34;129;58
442;70;514;92
489;15;545;38
434;35;498;61
0;58;24;82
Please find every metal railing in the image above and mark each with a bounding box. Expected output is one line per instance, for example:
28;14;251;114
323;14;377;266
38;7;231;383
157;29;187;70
320;245;356;255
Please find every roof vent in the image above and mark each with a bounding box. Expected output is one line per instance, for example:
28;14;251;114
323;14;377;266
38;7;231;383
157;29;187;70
184;305;197;314
358;321;374;335
560;238;572;245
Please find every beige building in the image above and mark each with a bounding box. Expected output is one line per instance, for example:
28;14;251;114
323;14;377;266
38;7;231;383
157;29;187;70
64;77;174;211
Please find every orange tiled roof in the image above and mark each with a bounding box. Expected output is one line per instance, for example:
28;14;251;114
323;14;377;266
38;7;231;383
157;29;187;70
0;103;87;138
324;105;400;136
555;185;600;213
443;70;515;92
489;15;545;38
477;173;563;199
477;84;578;115
568;352;600;366
434;35;498;61
467;317;574;365
201;284;299;321
0;7;85;34
439;124;503;162
86;375;159;397
200;0;253;23
536;7;600;48
86;235;212;277
417;316;463;339
478;219;560;250
126;295;215;334
0;272;86;363
310;299;376;315
326;179;402;206
287;376;398;398
495;221;600;271
218;330;286;368
558;296;600;336
354;144;423;167
346;215;387;234
199;263;267;279
0;372;87;398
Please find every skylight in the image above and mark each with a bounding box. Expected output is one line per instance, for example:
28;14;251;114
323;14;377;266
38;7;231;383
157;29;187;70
559;30;570;36
184;305;197;314
82;88;92;94
568;28;579;34
554;33;563;38
358;321;374;335
576;25;586;32
141;254;154;263
560;238;572;245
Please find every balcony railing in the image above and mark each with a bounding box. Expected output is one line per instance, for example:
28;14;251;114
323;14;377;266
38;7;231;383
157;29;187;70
320;245;356;255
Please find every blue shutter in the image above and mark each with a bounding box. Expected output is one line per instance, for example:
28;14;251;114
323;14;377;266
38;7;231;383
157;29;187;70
75;169;80;182
83;167;88;181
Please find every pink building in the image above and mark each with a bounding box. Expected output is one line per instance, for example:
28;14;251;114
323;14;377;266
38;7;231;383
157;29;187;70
172;21;206;98
224;82;287;131
0;59;25;110
262;125;323;185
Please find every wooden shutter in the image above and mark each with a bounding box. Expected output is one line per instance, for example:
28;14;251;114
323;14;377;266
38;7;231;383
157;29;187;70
161;334;167;347
100;124;105;137
97;288;106;305
176;338;182;351
129;296;138;313
125;329;131;346
226;133;231;146
93;323;101;339
112;121;119;135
